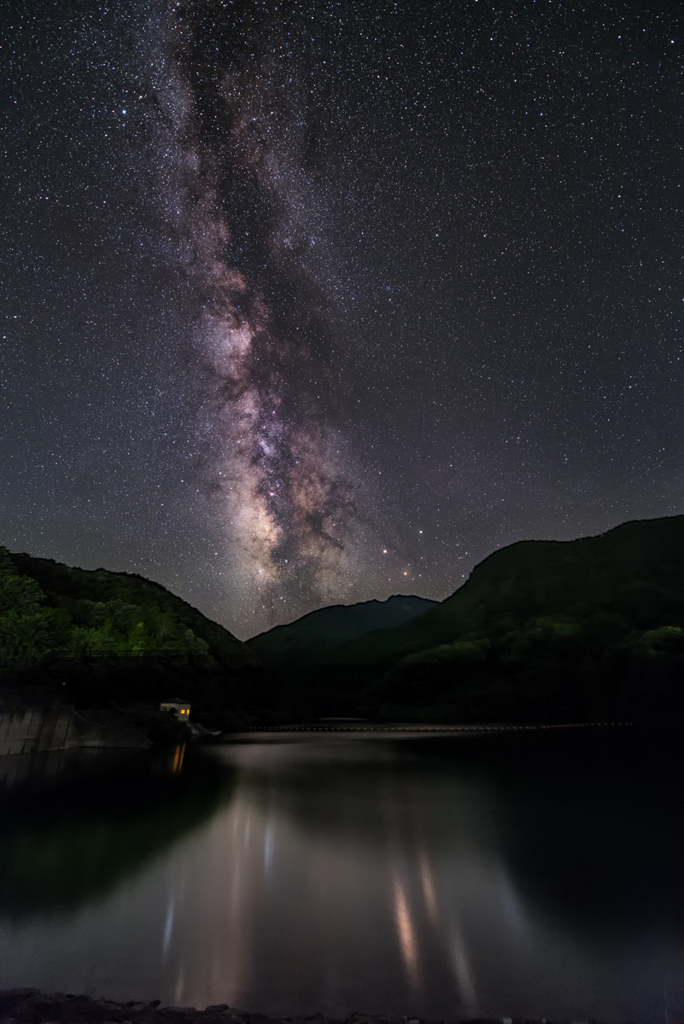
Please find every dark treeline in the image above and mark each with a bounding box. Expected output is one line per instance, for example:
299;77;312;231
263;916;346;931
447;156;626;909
249;516;684;727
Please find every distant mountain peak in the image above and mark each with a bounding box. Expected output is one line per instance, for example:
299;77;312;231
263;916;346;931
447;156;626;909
248;593;438;665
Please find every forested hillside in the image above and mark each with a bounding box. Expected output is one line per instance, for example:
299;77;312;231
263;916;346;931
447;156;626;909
351;516;684;723
0;549;266;729
4;515;684;728
253;516;684;725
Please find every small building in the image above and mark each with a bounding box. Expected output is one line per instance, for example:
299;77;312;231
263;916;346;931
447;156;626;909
160;698;191;720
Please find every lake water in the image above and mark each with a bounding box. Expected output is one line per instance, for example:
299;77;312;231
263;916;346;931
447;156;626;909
0;729;683;1022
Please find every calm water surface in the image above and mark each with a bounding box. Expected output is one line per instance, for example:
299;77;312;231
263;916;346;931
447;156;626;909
0;730;683;1022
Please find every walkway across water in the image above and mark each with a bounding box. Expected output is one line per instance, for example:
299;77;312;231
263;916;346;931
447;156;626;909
255;721;632;733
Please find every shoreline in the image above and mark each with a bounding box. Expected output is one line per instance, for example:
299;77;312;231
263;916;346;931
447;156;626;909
0;989;629;1024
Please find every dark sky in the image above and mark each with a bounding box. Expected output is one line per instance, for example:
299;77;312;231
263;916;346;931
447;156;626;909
2;0;682;638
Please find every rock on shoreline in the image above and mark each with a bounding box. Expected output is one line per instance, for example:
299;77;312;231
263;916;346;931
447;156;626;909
0;989;626;1024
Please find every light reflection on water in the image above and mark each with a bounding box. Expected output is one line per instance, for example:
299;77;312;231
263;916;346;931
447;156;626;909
0;731;682;1022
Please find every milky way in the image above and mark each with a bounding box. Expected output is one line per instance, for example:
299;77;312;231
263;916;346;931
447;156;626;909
2;0;682;637
145;4;373;626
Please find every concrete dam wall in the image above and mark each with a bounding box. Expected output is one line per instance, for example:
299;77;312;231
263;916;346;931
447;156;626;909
0;707;151;755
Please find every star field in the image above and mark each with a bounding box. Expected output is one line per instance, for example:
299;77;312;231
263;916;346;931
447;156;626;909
1;1;682;638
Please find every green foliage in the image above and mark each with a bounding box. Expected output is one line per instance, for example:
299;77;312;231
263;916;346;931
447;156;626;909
626;625;684;658
0;550;62;664
6;550;255;675
0;553;45;615
499;616;586;662
402;638;491;666
0;549;210;667
640;625;684;646
0;547;273;728
0;608;69;663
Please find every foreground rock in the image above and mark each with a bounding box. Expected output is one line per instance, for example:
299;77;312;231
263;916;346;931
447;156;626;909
0;989;629;1024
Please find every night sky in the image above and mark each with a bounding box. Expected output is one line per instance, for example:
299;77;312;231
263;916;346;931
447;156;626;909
2;1;682;638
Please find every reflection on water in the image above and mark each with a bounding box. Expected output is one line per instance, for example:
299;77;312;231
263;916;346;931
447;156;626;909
0;731;683;1023
0;745;234;917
